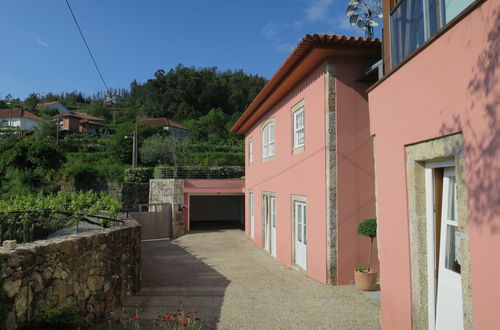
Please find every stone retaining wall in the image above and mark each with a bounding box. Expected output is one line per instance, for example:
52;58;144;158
0;219;141;329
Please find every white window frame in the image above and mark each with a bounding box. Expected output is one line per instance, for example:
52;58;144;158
249;192;254;238
293;107;305;148
262;121;275;159
248;139;254;164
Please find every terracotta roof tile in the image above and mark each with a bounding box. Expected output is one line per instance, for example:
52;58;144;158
231;34;381;133
138;118;191;131
65;112;105;122
80;119;105;127
0;108;42;121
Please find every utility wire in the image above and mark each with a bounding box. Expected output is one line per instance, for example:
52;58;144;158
64;0;110;95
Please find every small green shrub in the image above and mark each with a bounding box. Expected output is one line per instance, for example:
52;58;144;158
357;218;377;270
124;167;154;183
357;218;377;238
20;306;81;330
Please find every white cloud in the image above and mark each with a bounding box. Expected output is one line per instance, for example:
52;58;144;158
331;14;360;34
21;32;49;47
305;0;334;22
261;22;280;39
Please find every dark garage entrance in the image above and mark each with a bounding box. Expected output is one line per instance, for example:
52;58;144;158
189;195;245;231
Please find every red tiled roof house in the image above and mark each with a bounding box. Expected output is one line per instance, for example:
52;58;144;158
0;108;42;130
231;34;382;284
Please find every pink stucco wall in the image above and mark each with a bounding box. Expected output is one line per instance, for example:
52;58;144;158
368;1;500;328
335;58;378;284
244;58;378;284
245;63;327;282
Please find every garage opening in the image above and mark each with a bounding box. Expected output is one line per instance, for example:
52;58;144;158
189;195;245;231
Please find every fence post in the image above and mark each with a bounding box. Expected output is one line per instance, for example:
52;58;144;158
23;222;29;243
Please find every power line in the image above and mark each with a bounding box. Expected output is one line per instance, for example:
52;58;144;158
64;0;110;95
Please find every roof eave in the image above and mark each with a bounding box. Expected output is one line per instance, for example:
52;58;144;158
230;34;381;135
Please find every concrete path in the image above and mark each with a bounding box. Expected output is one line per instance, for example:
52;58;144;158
124;230;380;329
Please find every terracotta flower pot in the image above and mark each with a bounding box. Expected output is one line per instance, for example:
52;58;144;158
354;269;378;291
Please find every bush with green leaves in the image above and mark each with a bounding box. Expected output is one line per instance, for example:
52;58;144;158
357;218;377;271
124;167;154;183
139;134;188;166
19;306;81;330
154;165;244;179
0;191;121;221
184;152;244;166
61;152;125;186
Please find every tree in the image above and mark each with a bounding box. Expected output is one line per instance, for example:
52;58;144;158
357;218;377;270
33;119;57;140
107;122;163;164
139;134;188;166
25;92;40;112
186;108;230;143
5;138;66;171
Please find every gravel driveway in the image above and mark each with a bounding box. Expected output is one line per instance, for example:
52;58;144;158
124;230;380;329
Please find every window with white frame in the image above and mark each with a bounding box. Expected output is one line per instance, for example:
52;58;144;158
293;107;304;148
262;122;275;158
248;139;254;164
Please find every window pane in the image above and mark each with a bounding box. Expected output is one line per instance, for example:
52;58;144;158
297;129;304;146
390;0;426;67
269;141;275;156
269;123;275;142
445;225;461;274
250;194;254;217
271;198;276;228
297;222;302;242
441;0;474;24
303;219;307;245
448;176;457;221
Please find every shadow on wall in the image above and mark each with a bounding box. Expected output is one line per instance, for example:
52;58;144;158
440;6;500;233
123;239;230;328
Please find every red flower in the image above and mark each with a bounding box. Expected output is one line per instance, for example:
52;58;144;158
174;318;178;322
131;316;140;321
106;309;113;313
181;320;187;326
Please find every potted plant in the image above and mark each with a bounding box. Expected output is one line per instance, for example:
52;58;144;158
354;218;378;291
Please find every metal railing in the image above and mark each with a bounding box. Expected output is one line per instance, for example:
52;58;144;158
0;210;124;245
155;166;245;179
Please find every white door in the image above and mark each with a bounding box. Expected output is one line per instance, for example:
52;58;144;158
263;195;270;252
294;201;307;270
270;196;277;257
249;193;254;238
435;168;464;330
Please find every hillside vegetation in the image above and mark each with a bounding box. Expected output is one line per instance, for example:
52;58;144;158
0;65;266;198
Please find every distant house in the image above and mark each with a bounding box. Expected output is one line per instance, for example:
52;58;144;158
59;112;105;135
0;108;41;130
139;118;191;138
37;102;70;114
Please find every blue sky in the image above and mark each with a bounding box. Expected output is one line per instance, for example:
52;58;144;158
0;0;377;100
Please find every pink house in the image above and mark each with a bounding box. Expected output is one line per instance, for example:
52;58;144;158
369;0;499;328
231;34;381;284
